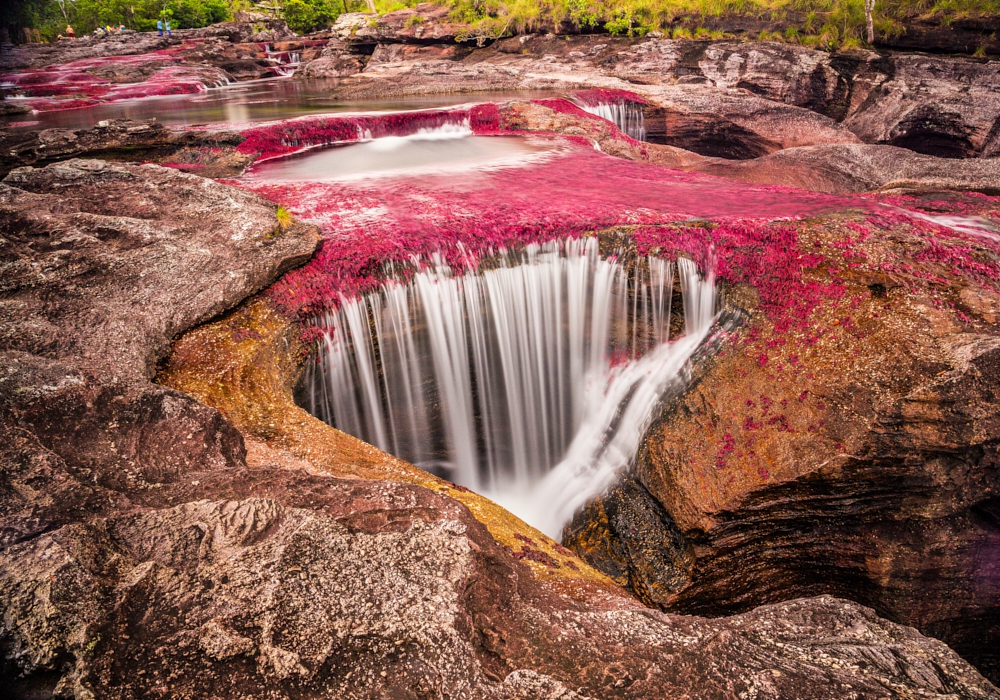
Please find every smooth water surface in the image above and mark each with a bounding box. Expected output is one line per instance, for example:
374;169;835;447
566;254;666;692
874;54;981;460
0;78;557;131
248;124;552;181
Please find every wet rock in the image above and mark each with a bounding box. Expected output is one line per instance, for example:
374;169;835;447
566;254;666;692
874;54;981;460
690;143;1000;194
564;472;692;606
83;60;170;84
0;118;251;177
567;211;1000;684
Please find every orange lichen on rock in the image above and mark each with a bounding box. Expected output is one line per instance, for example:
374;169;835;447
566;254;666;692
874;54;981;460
159;297;615;587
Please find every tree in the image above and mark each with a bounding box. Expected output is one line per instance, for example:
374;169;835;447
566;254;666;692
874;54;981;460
864;0;875;44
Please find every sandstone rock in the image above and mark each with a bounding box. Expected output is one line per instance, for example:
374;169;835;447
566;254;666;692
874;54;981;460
305;30;1000;160
0;119;250;177
296;40;366;79
689;143;1000;194
607;39;889;120
844;53;1000;158
4;415;996;698
0;32;175;71
333;4;466;46
644;84;859;156
507;100;1000;195
1;141;996;699
566;202;1000;684
177;36;275;80
0;159;318;380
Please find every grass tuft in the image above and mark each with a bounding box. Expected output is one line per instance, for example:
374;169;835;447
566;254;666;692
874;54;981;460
276;205;294;230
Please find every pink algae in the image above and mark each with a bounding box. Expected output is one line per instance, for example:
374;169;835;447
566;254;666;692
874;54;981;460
224;108;1000;345
570;88;648;106
231;121;851;322
1;40;230;112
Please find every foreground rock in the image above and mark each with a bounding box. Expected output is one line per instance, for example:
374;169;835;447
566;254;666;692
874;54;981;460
562;193;1000;683
0;159;317;380
2;160;997;698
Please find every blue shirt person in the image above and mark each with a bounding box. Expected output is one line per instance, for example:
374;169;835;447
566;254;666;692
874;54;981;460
157;19;163;36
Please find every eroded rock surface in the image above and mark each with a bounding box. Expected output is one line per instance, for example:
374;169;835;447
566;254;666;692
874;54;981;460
306;23;1000;159
503;100;1000;195
1;159;997;699
565;201;1000;684
0;119;250;177
0;159;316;380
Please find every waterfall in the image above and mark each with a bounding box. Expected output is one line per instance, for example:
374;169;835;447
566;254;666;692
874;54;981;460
303;238;716;534
579;102;646;141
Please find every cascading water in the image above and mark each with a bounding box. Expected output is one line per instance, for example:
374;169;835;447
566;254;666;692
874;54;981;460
578;102;647;141
302;238;716;536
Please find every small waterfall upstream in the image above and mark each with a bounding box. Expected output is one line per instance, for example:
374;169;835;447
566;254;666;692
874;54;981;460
579;102;647;141
302;238;716;536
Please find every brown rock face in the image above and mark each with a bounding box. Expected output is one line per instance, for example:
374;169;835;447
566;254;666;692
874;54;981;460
843;53;1000;159
504;100;1000;195
303;27;1000;160
332;4;468;46
1;161;997;698
0;32;174;71
0;119;251;178
0;159;317;380
565;207;1000;684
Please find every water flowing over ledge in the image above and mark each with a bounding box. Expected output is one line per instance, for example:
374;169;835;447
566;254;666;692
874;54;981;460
301;238;717;536
573;89;648;142
248;122;555;181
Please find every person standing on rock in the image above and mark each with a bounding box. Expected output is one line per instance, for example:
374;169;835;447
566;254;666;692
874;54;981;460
65;25;75;38
157;19;163;36
166;20;171;37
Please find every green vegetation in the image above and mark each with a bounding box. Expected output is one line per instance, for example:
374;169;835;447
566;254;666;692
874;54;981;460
5;0;232;41
2;0;996;48
275;204;294;228
443;0;999;47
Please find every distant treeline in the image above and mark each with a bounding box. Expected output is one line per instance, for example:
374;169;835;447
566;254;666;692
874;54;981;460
2;0;996;49
2;0;232;42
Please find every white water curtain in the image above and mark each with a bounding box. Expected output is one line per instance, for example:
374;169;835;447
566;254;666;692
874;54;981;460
304;238;716;534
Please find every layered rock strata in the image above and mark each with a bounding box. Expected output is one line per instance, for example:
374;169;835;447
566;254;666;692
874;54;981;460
0;118;251;177
564;198;1000;683
308;17;1000;160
